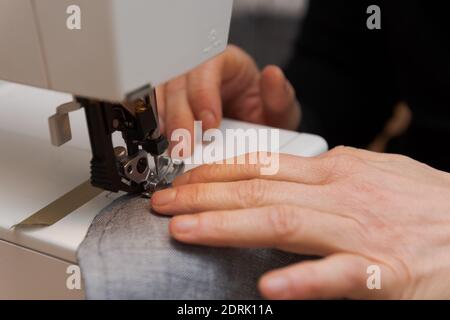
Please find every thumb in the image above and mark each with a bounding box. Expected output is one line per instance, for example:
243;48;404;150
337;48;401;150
259;254;394;300
260;66;301;130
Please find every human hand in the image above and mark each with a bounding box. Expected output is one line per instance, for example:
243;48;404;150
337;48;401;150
152;147;450;299
156;45;301;154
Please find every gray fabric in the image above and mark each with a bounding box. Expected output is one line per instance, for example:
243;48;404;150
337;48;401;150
77;195;307;300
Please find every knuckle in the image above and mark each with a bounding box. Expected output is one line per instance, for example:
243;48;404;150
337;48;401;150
298;265;322;296
237;179;267;207
332;153;366;173
189;86;211;105
320;152;366;182
268;205;299;239
190;164;215;183
166;76;187;93
285;262;327;298
390;153;410;162
185;170;198;184
187;184;206;207
225;44;245;60
344;259;366;290
192;163;230;183
327;146;356;156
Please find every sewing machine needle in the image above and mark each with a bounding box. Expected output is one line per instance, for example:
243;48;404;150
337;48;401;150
153;155;159;175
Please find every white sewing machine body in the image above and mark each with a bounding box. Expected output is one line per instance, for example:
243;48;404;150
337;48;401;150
1;0;235;197
0;0;233;101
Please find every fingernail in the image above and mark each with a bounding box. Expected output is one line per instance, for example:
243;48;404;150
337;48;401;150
199;110;216;128
172;216;198;234
152;189;177;206
173;172;191;186
263;276;289;297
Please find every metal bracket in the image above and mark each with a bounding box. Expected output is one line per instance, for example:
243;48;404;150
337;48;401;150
48;101;81;146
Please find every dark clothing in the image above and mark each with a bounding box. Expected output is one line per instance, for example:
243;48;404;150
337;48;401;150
286;0;450;171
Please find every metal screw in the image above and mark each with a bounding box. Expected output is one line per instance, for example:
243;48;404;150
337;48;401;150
127;165;133;174
135;100;147;113
114;146;127;161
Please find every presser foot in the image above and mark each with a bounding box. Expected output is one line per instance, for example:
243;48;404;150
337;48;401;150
115;146;184;197
142;156;185;198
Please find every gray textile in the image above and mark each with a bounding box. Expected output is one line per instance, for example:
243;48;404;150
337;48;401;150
77;195;306;300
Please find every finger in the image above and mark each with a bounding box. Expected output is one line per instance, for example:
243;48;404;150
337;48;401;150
260;66;301;130
169;205;357;256
187;59;223;130
218;45;263;122
259;254;391;300
187;45;261;130
164;76;195;156
153;180;326;216
172;153;334;186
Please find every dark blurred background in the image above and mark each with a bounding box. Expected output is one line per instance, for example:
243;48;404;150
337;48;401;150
228;0;411;152
229;0;308;68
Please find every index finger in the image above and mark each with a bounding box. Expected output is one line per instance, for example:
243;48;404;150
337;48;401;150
187;45;260;131
164;76;195;156
169;205;357;257
173;153;334;186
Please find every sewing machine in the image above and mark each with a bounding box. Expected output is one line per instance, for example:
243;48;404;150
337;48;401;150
1;0;236;195
0;0;328;299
